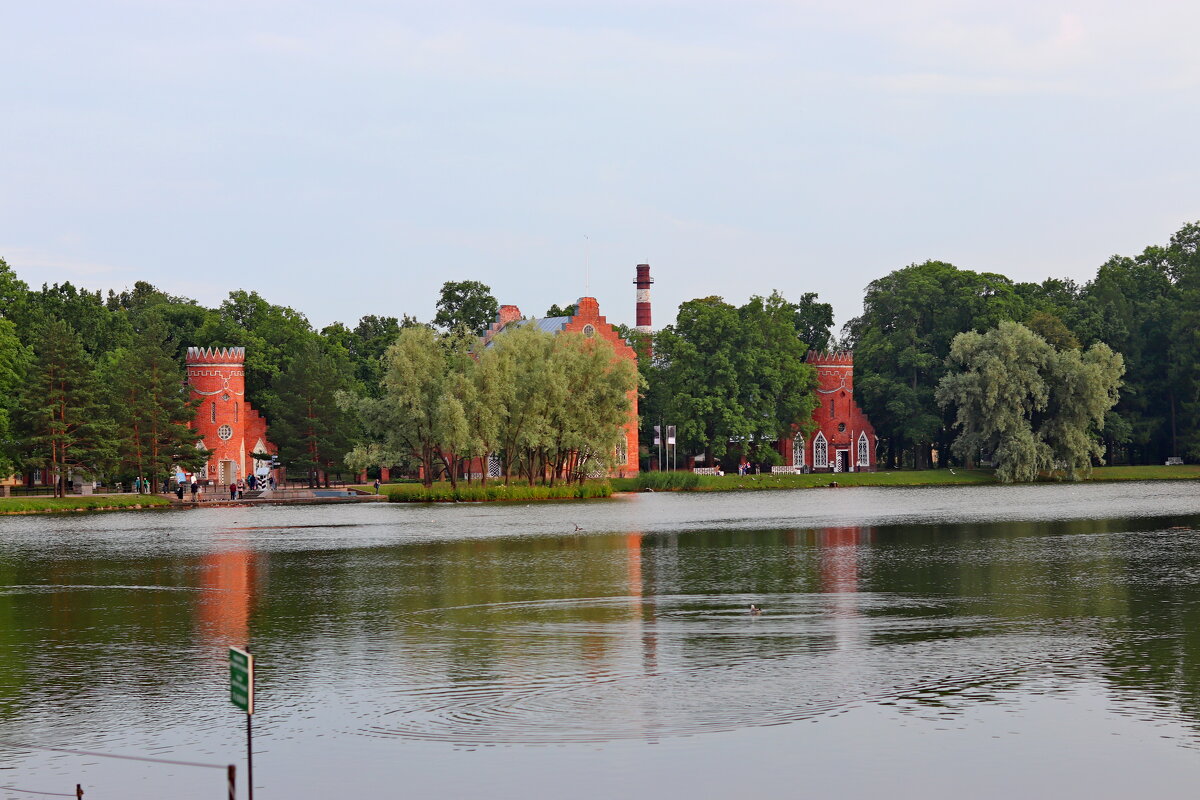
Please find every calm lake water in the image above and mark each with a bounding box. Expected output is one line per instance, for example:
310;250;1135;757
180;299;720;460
4;482;1200;798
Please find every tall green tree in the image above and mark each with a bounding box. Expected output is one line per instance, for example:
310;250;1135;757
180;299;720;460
103;315;205;486
347;326;462;487
846;260;1027;469
16;319;117;495
0;319;29;477
1163;222;1200;461
936;321;1123;482
433;280;499;335
266;339;357;487
26;282;131;357
195;290;315;411
789;291;835;353
651;292;818;465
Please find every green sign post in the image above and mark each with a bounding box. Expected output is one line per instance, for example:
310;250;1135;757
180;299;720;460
229;646;255;800
229;647;254;714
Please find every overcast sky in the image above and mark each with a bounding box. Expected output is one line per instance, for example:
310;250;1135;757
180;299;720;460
3;1;1199;334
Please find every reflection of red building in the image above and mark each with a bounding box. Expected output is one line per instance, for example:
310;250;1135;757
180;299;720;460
186;347;276;486
197;549;255;646
815;527;870;594
778;351;877;473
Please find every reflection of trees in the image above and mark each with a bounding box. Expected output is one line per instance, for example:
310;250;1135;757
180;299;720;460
7;516;1200;736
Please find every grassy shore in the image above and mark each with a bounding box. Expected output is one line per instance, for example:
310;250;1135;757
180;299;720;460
610;469;995;493
354;481;614;502
0;495;172;514
612;464;1200;493
1086;464;1200;481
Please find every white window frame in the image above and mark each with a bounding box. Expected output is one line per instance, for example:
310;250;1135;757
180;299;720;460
813;432;829;469
858;432;870;468
792;436;805;468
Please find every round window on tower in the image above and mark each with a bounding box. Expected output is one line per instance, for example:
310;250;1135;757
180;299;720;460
838;422;846;433
582;324;596;338
217;425;233;441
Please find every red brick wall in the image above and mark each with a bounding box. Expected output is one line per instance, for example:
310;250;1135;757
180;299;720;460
186;347;276;484
779;351;876;472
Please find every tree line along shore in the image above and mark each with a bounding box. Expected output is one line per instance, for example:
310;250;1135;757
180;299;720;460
2;221;1199;495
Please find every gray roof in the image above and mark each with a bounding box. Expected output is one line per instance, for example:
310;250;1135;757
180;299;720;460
483;316;571;348
524;316;570;333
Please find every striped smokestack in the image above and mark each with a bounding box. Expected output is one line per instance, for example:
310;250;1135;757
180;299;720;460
634;263;653;333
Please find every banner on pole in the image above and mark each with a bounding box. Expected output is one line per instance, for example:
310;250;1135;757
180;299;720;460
666;425;676;446
653;425;661;446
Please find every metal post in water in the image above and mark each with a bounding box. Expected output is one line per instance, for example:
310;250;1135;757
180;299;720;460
247;715;253;800
228;764;236;800
75;784;83;799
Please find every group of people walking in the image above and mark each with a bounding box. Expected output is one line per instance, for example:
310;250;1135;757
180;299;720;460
162;473;276;502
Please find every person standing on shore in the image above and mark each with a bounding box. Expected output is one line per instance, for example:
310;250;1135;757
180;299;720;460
229;482;237;500
373;478;381;494
190;480;199;502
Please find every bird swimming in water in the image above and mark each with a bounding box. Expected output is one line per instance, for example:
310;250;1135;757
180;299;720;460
749;604;762;615
574;523;584;532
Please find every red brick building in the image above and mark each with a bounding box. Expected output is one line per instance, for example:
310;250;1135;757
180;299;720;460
777;350;876;472
481;296;639;477
185;347;276;486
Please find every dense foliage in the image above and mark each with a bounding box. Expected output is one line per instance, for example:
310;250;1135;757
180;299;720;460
936;321;1124;481
645;291;823;467
5;218;1200;489
844;222;1200;468
345;324;636;487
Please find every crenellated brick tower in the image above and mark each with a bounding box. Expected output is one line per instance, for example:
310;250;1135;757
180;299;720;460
778;350;876;473
186;347;276;486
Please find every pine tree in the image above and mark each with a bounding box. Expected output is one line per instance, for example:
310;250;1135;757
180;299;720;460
104;314;205;488
17;319;117;496
267;338;355;487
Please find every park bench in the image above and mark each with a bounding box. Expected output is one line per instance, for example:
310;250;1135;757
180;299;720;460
1166;457;1184;466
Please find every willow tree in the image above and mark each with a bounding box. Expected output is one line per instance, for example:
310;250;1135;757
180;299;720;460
346;326;469;488
936;321;1124;482
546;331;636;484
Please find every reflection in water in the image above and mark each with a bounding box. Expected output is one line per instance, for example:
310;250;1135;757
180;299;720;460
196;546;255;648
5;498;1200;797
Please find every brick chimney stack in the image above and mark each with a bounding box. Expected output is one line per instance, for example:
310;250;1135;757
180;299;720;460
634;263;653;333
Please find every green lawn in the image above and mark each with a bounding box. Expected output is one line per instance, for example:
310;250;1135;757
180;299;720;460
1086;464;1200;481
0;494;172;514
616;464;1200;493
613;469;995;493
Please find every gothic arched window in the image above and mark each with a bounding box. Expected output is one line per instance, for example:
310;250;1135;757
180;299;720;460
813;432;828;469
792;436;805;469
858;432;870;468
211;402;216;423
